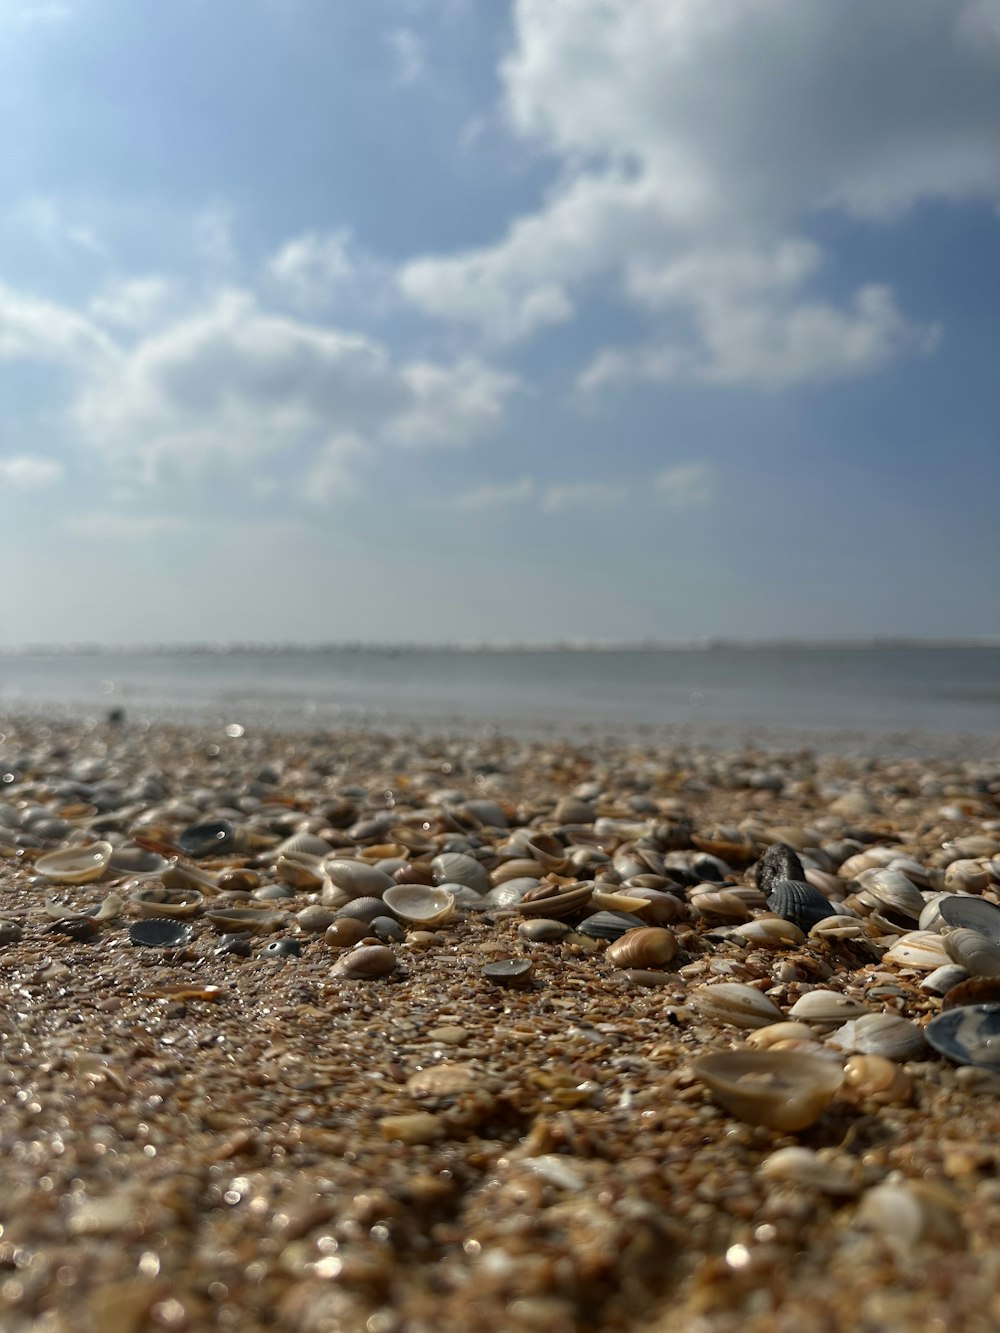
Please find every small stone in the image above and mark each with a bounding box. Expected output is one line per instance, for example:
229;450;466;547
426;1025;469;1045
380;1112;443;1144
0;920;23;945
483;957;533;985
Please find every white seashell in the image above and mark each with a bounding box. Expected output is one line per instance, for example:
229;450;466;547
430;852;491;894
273;831;334;860
808;914;867;941
732;918;805;949
690;1049;843;1131
759;1147;859;1195
788;990;870;1028
883;931;953;971
919;964;970;995
943;928;1000;978
35;841;113;885
854;868;926;921
323;859;393;900
690;982;783;1029
826;1012;926;1060
383;884;455;926
856;1181;963;1251
689;890;752;922
944;859;991;894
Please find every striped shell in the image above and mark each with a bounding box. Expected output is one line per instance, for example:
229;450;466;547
766;879;837;932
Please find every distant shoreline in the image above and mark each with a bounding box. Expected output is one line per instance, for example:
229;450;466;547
3;638;999;657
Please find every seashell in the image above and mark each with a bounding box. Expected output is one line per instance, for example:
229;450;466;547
920;963;969;995
370;915;405;943
521;835;569;873
689;889;752;922
333;896;392;924
766;879;836;932
275;855;325;890
621;887;688;924
295;905;337;933
485;879;539;910
745;1022;816;1050
826;1012;926;1060
518;918;572;943
605;926;677;969
883;931;952;971
430;852;491;894
856;1181;963;1251
324;859;393;900
590;886;655;915
254;883;295;902
841;1054;913;1105
215;868;260;893
162;863;220;895
334;943;397;979
692;832;759;867
576;909;646;939
273;831;334;860
944;859;991;894
177;820;240;858
108;846;168;875
808;914;867;941
942;977;1000;1010
325;917;369;949
519;883;594;919
855;867;925;921
804;868;845;899
483;957;533;985
838;849;893;880
925;1003;1000;1068
0;921;23;944
204;907;288;934
758;1147;859;1195
943;928;1000;978
920;894;1000;940
732;918;805;949
755;843;806;893
406;1063;478;1098
48;916;100;941
43;893;122;922
128;918;194;948
263;938;301;958
383;884;455;926
491;859;546;885
35;841;113;885
690;1049;843;1131
788;990;870;1028
130;885;204;918
690;983;783;1029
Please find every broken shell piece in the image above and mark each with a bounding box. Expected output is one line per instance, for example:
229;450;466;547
382;884;455;926
841;1054;913;1105
204;907;288;934
808;915;867;942
690;1049;843;1131
35;841;113;885
920;964;970;995
759;1146;859;1196
130;885;204;918
690;982;783;1029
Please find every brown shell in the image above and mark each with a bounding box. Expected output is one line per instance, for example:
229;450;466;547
605;926;678;969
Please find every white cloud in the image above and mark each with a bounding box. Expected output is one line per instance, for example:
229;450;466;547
89;276;176;330
387;358;520;447
0;281;117;368
540;481;626;512
16;195;107;256
402;0;997;384
63;512;190;540
0;454;65;488
654;463;713;508
266;229;393;313
298;434;366;505
386;26;425;85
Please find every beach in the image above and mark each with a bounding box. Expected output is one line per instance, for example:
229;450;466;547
1;712;999;1332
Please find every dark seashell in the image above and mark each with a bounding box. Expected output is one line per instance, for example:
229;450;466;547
691;854;730;883
483;958;533;985
47;917;100;941
215;932;253;957
756;843;806;893
370;916;405;943
178;820;238;858
766;878;836;932
942;978;1000;1011
334;896;391;924
925;1004;1000;1069
936;896;1000;942
577;910;647;940
128;918;194;948
263;938;301;958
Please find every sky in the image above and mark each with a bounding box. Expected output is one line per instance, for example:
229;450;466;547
0;0;998;647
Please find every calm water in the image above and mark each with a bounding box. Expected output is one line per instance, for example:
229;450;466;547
0;646;997;751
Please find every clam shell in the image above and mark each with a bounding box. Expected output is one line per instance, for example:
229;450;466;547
484;880;539;910
826;1012;926;1060
519;883;594;919
621;887;688;924
576;909;646;940
920;894;1000;940
128;918;194;948
690;1049;843;1131
883;931;953;971
430;852;491;894
324;859;393;900
130;885;204;918
732;918;805;949
841;1053;913;1105
177;820;240;858
204;907;288;934
382;884;455;926
273;831;335;860
808;915;867;941
590;886;654;915
275;855;326;890
925;1004;1000;1068
689;889;752;922
920;963;970;995
854;867;925;921
325;918;369;948
334;944;397;979
333;896;393;924
766;879;836;932
944;859;992;894
944;928;1000;978
35;841;113;885
745;1022;816;1050
605;926;677;969
788;990;870;1028
690;982;783;1029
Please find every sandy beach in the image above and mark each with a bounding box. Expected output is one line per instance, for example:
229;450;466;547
1;713;998;1332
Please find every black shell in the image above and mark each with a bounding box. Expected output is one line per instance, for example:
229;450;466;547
756;843;806;894
128;918;194;948
766;878;836;932
578;910;647;940
936;896;1000;942
925;1003;1000;1069
263;938;301;958
371;916;405;943
178;819;237;858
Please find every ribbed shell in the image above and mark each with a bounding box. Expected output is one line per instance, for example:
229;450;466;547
756;843;806;894
766;878;836;932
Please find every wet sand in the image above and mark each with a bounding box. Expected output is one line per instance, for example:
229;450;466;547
0;714;998;1332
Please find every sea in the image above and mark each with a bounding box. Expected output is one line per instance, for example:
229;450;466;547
0;645;997;756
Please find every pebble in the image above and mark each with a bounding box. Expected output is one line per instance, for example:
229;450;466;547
483;957;534;985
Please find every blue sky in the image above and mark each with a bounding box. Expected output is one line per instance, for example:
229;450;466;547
0;0;998;646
